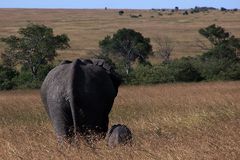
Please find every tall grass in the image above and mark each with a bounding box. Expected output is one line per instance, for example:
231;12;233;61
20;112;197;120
0;81;240;159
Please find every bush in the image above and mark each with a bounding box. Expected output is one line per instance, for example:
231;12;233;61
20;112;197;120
130;15;140;18
221;7;227;11
201;44;237;60
36;64;54;81
13;70;39;89
168;57;204;82
123;64;174;85
120;54;239;85
121;57;203;85
194;57;240;81
127;65;158;84
221;62;240;80
191;8;200;14
118;10;124;15
0;65;18;90
13;64;54;89
183;11;189;15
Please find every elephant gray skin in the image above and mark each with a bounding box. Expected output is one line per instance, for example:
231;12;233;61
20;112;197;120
105;124;132;148
40;58;121;141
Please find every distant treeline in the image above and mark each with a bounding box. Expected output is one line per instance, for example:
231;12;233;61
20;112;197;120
151;6;238;12
0;23;239;90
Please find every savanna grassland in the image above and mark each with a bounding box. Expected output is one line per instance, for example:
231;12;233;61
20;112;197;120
1;81;240;159
0;9;240;160
0;9;240;61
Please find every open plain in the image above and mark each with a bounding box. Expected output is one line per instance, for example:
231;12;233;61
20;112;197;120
0;9;240;61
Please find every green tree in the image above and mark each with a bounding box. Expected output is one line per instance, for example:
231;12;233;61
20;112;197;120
197;24;240;80
99;28;152;74
1;23;70;78
199;24;239;47
199;24;240;59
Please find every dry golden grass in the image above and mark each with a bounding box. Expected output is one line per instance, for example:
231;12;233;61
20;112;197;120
0;8;240;160
1;81;240;159
0;9;240;61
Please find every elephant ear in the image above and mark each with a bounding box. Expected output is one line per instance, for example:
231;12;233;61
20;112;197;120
91;58;122;93
91;59;107;71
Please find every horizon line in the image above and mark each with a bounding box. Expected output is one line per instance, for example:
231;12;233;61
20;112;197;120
0;6;238;10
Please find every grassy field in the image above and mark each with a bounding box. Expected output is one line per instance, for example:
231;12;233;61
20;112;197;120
0;9;240;61
1;81;240;159
0;9;240;159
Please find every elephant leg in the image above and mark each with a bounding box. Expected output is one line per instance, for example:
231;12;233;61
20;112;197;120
47;101;74;142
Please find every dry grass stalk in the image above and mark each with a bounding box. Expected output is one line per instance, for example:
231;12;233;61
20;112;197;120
0;81;240;159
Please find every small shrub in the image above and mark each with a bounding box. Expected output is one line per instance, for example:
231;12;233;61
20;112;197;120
194;57;240;81
191;8;200;13
168;57;204;82
13;70;38;89
13;64;54;89
130;15;139;18
118;10;124;16
183;11;189;15
201;44;237;60
0;65;18;90
221;62;240;80
36;64;54;81
124;64;174;85
221;7;227;11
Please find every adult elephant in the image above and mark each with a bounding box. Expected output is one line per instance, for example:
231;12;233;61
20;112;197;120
40;59;121;141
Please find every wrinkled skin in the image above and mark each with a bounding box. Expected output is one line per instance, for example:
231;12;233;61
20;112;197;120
105;124;132;148
40;59;121;141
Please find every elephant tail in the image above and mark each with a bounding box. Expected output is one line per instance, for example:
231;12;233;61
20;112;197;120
69;59;86;135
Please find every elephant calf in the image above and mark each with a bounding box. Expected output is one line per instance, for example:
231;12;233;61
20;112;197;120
105;124;132;148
